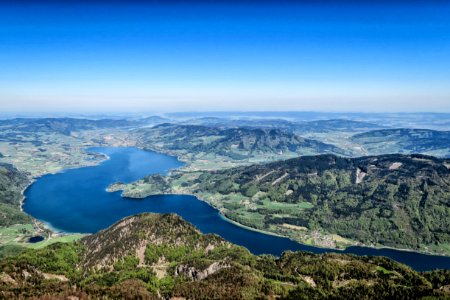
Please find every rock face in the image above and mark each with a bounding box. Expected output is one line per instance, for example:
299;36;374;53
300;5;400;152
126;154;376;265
1;212;450;299
175;261;230;281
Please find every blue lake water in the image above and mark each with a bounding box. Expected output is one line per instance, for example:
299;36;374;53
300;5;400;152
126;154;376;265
23;147;450;271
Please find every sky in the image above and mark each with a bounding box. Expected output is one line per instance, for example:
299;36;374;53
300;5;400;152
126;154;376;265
0;1;449;113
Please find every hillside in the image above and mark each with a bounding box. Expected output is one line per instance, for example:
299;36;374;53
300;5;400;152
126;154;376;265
112;154;450;254
1;213;449;299
0;163;30;227
352;129;450;157
132;124;349;169
0;163;34;260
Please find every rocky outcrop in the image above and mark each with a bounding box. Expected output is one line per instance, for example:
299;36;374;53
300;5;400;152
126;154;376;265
175;261;230;281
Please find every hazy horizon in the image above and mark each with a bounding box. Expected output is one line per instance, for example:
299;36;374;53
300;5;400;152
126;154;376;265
1;110;450;120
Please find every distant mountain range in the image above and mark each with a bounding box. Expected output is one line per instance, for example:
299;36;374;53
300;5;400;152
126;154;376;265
132;124;350;162
181;117;297;130
166;112;450;130
1;117;448;159
183;118;385;133
1;213;448;299
0;117;168;136
352;128;450;157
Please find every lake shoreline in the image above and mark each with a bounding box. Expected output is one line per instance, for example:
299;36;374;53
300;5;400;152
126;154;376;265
100;146;450;259
121;189;450;259
20;146;450;271
18;148;111;236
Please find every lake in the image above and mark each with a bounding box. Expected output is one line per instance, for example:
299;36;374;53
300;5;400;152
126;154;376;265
23;147;450;271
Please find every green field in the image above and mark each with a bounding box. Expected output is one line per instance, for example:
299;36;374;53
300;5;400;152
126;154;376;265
26;234;85;250
0;224;84;253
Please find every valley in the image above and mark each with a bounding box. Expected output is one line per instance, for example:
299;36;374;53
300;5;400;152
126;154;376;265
2;1;450;297
0;114;449;298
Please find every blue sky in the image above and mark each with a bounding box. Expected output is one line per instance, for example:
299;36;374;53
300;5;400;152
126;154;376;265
0;1;449;112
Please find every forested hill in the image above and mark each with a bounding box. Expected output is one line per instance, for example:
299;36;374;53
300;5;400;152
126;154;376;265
352;128;450;157
0;163;30;227
1;213;449;299
133;123;349;160
192;154;450;253
118;153;450;254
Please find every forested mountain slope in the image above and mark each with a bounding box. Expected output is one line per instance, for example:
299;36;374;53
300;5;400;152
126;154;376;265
114;154;450;254
1;213;449;299
132;124;349;167
0;163;30;227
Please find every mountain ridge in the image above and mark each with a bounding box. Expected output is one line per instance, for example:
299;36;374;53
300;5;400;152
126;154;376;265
1;212;449;299
132;124;350;168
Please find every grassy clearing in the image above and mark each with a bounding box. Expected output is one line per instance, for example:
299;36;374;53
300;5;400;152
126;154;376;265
426;243;450;256
26;234;85;249
0;223;84;252
376;266;395;275
259;199;313;211
0;224;34;244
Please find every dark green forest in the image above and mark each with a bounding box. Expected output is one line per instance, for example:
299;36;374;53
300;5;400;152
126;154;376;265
0;163;30;227
167;154;450;252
